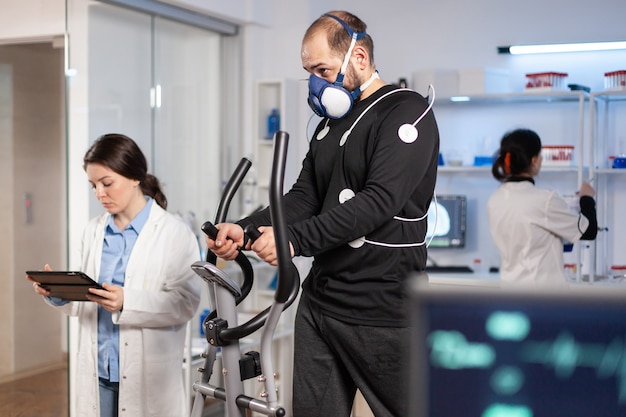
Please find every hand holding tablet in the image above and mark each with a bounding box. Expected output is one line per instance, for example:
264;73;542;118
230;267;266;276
26;270;105;301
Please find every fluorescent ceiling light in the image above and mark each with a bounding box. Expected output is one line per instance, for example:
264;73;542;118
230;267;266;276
498;41;626;55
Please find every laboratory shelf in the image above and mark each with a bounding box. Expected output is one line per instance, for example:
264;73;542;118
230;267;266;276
434;90;588;106
588;89;626;283
438;165;581;173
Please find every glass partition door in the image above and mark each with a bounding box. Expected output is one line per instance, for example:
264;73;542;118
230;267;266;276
84;1;222;231
65;2;225;415
152;17;222;230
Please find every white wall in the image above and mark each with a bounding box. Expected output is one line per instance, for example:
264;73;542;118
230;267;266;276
255;0;626;92
0;0;65;42
162;0;272;25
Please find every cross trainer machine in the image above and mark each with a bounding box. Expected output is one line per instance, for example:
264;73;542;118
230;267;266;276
190;131;300;417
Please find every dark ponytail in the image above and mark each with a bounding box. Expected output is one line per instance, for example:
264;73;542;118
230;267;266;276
141;173;168;209
83;133;168;209
492;128;542;182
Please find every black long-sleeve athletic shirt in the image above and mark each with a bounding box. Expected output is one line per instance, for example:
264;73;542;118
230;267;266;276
240;84;440;327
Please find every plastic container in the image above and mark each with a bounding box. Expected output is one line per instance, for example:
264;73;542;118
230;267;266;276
612;155;626;169
609;265;626;279
473;258;485;273
564;263;577;280
266;108;280;139
541;145;574;166
604;70;626;90
524;72;568;91
608;155;616;168
473;155;494;166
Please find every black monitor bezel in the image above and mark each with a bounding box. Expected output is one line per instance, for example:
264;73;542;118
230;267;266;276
426;194;467;249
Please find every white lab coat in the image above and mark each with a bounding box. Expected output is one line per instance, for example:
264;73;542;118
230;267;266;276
48;202;201;416
487;181;589;286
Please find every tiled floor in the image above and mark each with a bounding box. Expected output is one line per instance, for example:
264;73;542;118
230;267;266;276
0;364;228;417
0;364;68;417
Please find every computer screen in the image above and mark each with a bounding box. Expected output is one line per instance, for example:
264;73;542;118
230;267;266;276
407;276;626;417
426;195;466;248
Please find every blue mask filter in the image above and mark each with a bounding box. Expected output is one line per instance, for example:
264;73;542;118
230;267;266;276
308;73;359;119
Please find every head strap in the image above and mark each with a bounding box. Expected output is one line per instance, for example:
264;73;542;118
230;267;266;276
323;14;367;82
323;14;366;40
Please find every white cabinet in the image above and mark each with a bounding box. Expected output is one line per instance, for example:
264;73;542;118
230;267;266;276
431;91;589;275
248;79;310;212
588;91;626;281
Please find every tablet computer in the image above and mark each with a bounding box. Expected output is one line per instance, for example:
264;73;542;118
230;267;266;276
26;270;104;301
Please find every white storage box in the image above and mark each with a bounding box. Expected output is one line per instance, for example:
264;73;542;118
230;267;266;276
458;67;510;95
412;69;458;98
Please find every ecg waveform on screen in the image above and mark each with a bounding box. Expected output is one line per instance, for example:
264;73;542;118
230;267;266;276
520;331;626;403
423;299;626;417
429;328;626;406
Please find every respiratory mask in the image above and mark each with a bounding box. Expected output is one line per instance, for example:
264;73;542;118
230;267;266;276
307;14;377;119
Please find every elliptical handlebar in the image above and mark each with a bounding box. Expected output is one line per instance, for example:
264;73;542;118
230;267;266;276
269;131;299;304
201;221;254;308
206;157;252;264
191;131;298;417
200;134;299;343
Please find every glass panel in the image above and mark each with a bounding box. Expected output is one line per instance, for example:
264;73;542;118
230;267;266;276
78;2;223;231
152;17;222;236
87;2;153;217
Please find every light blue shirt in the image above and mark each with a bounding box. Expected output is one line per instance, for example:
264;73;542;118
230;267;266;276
97;197;152;382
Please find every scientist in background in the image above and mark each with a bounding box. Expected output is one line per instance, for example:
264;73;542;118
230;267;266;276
487;128;597;286
27;134;201;417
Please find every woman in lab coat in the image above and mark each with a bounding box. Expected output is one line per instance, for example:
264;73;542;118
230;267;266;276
28;134;201;417
487;128;597;286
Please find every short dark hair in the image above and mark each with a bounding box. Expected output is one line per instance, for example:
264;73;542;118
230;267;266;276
304;11;375;64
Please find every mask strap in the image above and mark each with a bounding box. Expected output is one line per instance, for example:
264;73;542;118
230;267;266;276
340;34;358;76
349;71;380;100
360;71;379;90
323;14;367;84
323;14;367;41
